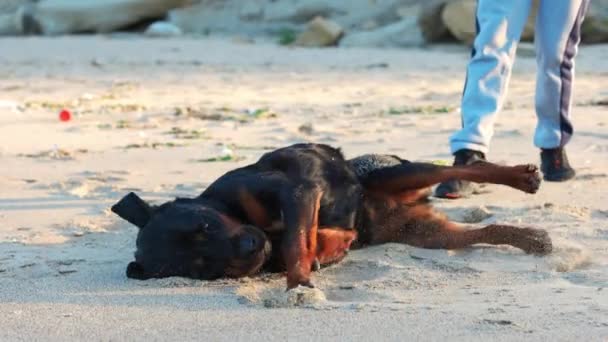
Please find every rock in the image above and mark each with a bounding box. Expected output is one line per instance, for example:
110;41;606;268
144;21;182;37
0;0;31;34
264;1;344;24
461;206;493;223
582;17;608;44
294;16;343;47
339;2;410;31
169;1;262;35
14;0;191;35
340;17;423;48
418;0;452;42
440;0;476;44
239;1;264;21
360;19;379;31
582;0;608;44
0;0;31;14
522;0;539;41
0;13;20;35
170;2;225;34
420;0;538;45
15;3;41;35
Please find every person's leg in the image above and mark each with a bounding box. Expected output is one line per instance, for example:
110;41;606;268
534;0;589;181
436;0;533;198
450;0;534;154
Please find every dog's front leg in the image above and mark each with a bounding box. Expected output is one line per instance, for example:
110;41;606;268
362;162;541;195
280;184;322;290
315;227;358;266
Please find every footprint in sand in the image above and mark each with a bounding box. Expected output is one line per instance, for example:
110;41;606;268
47;259;86;276
320;259;393;283
17;148;89;161
576;173;608;181
323;284;393;303
34;171;127;199
52;218;112;238
494;129;524;138
540;204;592;222
593;210;608;219
138;277;203;288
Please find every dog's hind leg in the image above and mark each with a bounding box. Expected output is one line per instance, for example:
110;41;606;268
369;205;552;255
406;222;553;255
362;162;541;195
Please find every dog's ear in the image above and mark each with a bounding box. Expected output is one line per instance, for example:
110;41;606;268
126;262;147;279
111;192;154;229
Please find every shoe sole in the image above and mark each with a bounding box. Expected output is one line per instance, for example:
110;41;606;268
543;169;576;182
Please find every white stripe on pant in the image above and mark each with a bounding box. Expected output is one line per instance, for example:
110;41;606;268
449;0;590;154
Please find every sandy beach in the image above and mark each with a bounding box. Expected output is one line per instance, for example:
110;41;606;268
0;36;607;341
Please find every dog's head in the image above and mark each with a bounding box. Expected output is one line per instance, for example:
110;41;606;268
112;192;271;280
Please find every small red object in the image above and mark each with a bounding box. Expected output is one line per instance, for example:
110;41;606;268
59;109;71;122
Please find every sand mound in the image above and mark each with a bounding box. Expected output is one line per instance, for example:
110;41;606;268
548;239;593;272
237;279;327;308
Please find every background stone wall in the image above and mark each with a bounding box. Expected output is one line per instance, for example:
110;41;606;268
0;0;606;46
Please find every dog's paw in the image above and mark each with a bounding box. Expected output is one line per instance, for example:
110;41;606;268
286;278;315;291
511;164;542;194
520;228;553;255
286;268;316;290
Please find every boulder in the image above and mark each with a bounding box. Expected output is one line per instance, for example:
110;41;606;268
169;1;242;35
582;16;608;43
417;0;452;42
340;17;423;48
0;0;32;14
144;21;182;37
582;0;608;44
239;1;264;21
15;0;192;35
0;0;32;35
522;0;539;41
0;13;19;35
339;2;409;31
440;0;476;44
293;16;343;47
264;1;345;24
420;0;538;45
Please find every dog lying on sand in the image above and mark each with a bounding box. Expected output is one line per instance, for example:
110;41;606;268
112;143;552;289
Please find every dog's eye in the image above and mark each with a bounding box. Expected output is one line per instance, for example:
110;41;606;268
199;223;216;233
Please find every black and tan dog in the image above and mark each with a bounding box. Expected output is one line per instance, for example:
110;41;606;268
112;143;552;289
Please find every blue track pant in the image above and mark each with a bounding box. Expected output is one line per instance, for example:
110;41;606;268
450;0;590;154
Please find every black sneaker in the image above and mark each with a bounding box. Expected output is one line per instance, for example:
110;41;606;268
434;149;486;199
540;147;575;182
